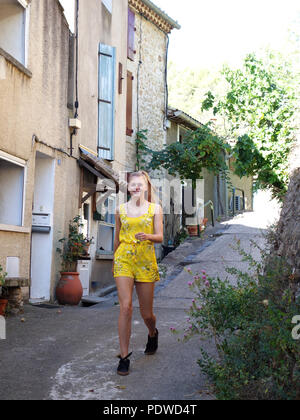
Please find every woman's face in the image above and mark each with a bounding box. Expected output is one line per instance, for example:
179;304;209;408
128;175;148;200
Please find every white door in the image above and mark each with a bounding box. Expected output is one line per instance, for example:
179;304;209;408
30;152;55;302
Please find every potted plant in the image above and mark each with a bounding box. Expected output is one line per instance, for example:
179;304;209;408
0;265;8;316
56;216;88;305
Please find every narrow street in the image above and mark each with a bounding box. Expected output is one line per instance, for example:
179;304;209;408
0;205;279;401
0;205;278;400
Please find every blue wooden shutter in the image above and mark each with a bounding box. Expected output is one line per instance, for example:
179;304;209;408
98;43;116;161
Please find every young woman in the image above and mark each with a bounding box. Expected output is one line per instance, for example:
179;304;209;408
112;170;164;376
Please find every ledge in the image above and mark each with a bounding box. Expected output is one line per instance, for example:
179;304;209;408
0;47;32;78
96;253;114;260
4;277;30;287
0;225;31;234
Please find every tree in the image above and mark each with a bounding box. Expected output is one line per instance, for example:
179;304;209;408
202;52;299;200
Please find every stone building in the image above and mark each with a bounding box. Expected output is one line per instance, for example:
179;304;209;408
0;0;129;305
125;0;180;171
0;0;181;305
74;0;180;296
124;0;180;260
165;107;253;248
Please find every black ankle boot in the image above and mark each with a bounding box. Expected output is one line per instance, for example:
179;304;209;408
144;328;159;355
117;352;132;376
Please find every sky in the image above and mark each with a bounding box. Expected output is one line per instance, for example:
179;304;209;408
59;0;300;70
154;0;300;69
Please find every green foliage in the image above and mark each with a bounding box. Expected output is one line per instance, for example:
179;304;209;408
136;126;231;189
0;265;7;287
173;227;189;248
56;216;93;273
173;236;300;400
202;52;299;200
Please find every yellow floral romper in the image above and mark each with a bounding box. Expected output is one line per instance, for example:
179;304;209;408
113;202;160;283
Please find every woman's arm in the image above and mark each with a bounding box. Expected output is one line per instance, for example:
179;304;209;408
112;208;121;273
136;204;164;244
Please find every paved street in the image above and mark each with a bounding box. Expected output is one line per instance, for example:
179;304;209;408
0;205;280;401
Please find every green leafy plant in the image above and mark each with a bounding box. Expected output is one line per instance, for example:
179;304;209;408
136;126;232;224
173;227;189;248
202;52;299;200
0;265;7;287
172;236;300;400
56;216;92;273
137;125;230;186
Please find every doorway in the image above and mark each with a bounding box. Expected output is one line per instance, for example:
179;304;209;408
30;152;55;302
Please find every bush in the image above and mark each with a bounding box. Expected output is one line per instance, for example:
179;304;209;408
173;236;300;400
0;265;7;287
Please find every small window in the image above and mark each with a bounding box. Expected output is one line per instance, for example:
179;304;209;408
102;0;112;14
0;0;28;65
0;154;25;226
97;196;115;254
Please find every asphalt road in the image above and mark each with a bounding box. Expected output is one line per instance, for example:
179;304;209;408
0;209;278;400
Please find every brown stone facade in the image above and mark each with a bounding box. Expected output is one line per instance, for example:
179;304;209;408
275;167;300;278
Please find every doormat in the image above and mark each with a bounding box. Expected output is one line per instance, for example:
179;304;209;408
31;303;61;310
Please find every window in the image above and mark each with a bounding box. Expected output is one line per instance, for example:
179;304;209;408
97;196;115;254
98;43;116;161
127;8;135;61
0;0;29;65
0;152;26;227
126;71;133;136
102;0;112;14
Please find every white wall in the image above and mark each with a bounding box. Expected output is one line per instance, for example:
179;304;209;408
30;153;56;301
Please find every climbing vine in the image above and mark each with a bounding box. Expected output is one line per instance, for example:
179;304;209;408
136;125;232;190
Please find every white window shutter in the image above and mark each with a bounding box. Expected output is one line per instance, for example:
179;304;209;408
98;44;116;161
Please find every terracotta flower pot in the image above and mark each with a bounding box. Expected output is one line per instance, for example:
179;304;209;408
56;272;83;306
0;299;8;316
187;225;198;237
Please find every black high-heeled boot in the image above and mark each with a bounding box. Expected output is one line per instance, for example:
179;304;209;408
117;352;133;376
144;328;159;355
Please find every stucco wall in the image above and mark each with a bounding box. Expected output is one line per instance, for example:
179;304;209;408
76;0;128;174
0;0;73;300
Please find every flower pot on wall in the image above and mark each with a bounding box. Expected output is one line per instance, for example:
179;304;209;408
55;272;83;306
187;225;198;237
0;299;8;316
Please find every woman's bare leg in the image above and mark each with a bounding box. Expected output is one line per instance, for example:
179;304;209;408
135;282;156;337
115;277;135;358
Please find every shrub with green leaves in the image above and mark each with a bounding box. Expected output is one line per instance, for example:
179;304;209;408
172;238;300;400
56;216;92;273
0;265;7;287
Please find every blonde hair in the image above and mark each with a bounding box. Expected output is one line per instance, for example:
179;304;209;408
128;170;161;205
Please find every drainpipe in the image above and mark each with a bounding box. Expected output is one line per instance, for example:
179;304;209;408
70;0;80;157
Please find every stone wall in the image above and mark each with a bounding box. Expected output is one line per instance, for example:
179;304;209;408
275;157;300;278
126;11;168;170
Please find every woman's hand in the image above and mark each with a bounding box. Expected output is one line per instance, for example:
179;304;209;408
135;232;149;242
112;259;115;276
